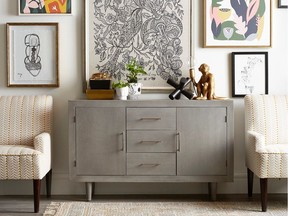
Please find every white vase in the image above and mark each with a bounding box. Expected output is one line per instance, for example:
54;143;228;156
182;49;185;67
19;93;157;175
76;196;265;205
128;83;142;100
115;86;129;100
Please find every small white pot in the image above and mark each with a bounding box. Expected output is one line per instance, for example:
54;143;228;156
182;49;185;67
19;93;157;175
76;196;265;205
128;83;142;100
115;86;129;100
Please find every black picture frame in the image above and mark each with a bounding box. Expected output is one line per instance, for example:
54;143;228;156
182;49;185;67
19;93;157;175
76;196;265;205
232;52;268;97
278;0;288;8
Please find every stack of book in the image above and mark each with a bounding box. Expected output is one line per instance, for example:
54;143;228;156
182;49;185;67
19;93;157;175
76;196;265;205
86;73;114;100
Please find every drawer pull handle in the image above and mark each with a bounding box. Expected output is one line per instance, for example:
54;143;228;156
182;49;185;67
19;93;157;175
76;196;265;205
140;117;161;121
140;141;161;144
139;163;160;167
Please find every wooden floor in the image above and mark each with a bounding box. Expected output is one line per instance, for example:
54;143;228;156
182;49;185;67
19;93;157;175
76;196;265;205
0;194;286;216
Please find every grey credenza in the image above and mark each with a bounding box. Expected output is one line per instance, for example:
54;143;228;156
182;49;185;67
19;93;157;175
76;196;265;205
69;100;234;200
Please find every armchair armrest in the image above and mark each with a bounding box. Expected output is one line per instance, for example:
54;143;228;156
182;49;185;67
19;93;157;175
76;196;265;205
34;132;51;154
247;130;266;153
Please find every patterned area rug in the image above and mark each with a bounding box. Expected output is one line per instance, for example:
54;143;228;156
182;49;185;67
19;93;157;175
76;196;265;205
43;200;287;216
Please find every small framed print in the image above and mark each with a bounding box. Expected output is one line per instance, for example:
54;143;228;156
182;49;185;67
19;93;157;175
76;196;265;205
232;52;268;97
278;0;288;8
18;0;72;15
7;23;59;87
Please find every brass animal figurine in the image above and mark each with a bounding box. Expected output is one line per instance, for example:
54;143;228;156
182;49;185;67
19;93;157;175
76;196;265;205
191;63;227;100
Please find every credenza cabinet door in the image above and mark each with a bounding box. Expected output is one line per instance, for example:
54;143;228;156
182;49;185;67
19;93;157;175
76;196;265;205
177;108;227;176
75;107;126;176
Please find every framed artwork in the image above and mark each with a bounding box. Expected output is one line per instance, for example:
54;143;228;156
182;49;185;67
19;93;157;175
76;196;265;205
19;0;72;15
278;0;288;8
232;52;268;97
204;0;272;47
7;23;59;87
84;0;194;92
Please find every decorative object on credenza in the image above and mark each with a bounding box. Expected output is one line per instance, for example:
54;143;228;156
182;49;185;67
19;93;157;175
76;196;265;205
7;23;59;87
85;89;114;100
112;81;129;100
193;63;227;100
278;0;288;8
19;0;72;15
232;52;268;97
89;72;112;89
126;58;147;100
167;77;194;100
204;0;272;47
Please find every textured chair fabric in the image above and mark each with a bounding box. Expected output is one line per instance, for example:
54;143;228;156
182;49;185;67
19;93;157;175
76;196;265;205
0;95;52;180
245;95;288;179
245;94;288;212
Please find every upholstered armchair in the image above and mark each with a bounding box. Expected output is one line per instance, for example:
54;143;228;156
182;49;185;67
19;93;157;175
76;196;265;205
0;95;53;213
244;95;288;212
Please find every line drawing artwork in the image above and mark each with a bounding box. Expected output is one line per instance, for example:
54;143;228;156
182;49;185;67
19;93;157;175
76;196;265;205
24;34;42;77
236;56;263;94
92;0;186;85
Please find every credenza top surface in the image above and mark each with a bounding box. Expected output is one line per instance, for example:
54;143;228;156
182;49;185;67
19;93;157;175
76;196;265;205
69;99;233;108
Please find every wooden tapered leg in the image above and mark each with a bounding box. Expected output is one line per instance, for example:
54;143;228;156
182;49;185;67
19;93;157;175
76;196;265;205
33;180;41;213
260;178;268;212
46;169;52;198
247;168;254;197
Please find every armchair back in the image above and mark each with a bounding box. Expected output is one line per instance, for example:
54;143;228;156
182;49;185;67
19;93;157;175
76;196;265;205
0;95;53;146
245;95;288;145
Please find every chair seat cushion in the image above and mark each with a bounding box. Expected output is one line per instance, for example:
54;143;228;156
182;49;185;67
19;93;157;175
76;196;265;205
260;144;288;154
0;145;48;180
0;145;41;155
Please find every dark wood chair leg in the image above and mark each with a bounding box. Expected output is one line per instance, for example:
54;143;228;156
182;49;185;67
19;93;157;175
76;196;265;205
33;179;41;213
260;178;268;212
46;169;52;198
247;168;254;197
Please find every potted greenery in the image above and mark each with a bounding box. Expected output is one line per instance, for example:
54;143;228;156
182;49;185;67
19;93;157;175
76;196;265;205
126;58;147;99
112;80;129;100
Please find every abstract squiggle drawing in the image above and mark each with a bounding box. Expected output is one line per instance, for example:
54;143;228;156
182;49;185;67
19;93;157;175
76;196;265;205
93;0;185;83
237;56;263;94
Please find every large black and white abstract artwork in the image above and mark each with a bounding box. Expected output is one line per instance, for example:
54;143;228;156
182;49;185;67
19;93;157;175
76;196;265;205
7;23;59;87
85;0;192;90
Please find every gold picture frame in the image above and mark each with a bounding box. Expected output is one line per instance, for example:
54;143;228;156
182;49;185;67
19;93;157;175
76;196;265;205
7;23;59;87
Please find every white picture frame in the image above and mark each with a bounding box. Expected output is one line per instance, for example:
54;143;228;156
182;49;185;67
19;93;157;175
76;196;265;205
7;23;59;87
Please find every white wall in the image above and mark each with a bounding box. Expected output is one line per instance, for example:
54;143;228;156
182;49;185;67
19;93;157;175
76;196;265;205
0;0;287;195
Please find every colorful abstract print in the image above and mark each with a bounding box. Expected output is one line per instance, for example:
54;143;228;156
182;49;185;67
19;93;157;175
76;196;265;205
20;0;71;14
210;0;266;41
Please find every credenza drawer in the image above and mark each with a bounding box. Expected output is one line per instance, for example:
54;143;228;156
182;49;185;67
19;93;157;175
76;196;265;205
127;131;176;153
127;108;176;130
127;153;176;176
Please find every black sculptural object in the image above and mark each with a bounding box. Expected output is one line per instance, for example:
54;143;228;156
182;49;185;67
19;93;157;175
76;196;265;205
167;77;194;100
